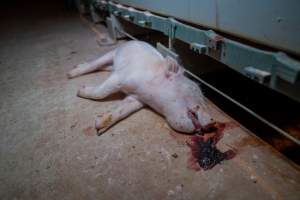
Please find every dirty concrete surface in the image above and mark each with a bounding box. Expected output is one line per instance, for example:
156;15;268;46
0;1;300;199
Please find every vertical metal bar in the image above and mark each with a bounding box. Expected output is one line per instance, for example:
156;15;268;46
168;37;173;50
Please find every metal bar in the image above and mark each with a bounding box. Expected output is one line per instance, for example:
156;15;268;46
116;29;138;40
93;0;300;103
184;69;300;146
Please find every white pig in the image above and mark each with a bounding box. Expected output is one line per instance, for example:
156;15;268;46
68;41;215;135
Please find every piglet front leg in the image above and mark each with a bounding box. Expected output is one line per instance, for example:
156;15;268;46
77;74;120;100
95;96;144;135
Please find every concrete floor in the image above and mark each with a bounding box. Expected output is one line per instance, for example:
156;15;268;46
0;1;300;200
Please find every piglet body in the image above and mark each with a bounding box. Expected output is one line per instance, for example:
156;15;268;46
68;41;214;134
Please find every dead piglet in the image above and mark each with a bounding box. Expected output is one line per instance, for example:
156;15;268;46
68;41;215;135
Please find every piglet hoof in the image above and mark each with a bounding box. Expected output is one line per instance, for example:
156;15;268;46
95;121;109;136
77;86;95;98
67;69;80;79
76;85;86;97
95;114;113;135
67;71;76;79
77;85;94;98
67;66;80;79
96;128;109;136
67;63;89;79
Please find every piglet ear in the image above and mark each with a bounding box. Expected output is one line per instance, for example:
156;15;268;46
165;56;180;73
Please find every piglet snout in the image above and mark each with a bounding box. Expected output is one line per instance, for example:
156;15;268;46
188;110;215;133
196;111;215;130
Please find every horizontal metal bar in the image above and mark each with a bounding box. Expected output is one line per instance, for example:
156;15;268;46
184;69;300;146
116;29;138;40
92;0;300;104
93;0;300;85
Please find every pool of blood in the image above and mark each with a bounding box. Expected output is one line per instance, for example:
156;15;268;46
187;122;236;171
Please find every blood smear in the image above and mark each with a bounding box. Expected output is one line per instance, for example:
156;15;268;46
187;122;236;170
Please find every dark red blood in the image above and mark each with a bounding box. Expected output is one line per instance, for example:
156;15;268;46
187;122;236;170
187;110;202;131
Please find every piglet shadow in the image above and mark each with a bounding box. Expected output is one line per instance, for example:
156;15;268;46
98;92;126;102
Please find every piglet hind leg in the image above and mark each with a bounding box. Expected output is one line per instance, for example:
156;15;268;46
95;96;144;135
67;50;115;79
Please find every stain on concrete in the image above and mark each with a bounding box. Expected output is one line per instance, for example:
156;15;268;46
83;126;94;136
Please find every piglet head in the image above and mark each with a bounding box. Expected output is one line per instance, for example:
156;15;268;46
187;107;216;134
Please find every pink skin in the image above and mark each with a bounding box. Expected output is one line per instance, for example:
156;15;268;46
68;41;215;135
